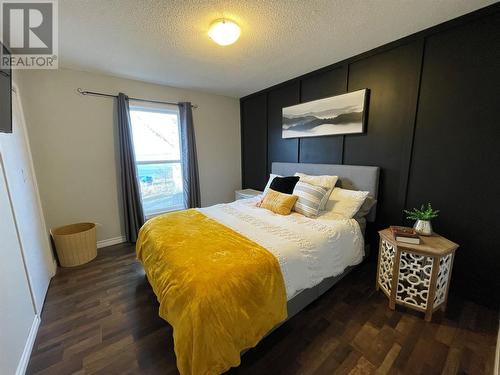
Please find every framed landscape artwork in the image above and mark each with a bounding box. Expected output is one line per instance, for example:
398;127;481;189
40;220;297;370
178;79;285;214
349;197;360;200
282;89;369;139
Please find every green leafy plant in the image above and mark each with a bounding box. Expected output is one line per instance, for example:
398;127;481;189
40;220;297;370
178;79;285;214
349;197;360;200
403;203;439;221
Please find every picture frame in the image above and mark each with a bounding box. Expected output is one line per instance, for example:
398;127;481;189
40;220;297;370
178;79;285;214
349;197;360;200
282;89;369;139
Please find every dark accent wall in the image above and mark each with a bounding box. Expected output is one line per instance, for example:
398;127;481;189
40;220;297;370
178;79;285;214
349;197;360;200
406;11;500;305
240;4;500;308
267;82;300;174
241;94;268;189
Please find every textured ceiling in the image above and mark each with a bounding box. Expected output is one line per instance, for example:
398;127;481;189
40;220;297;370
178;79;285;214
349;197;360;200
59;0;495;97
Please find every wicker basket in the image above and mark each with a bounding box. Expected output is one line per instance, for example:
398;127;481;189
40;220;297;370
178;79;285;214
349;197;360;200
51;222;97;267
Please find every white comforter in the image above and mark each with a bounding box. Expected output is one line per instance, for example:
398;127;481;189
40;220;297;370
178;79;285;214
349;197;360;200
199;197;364;300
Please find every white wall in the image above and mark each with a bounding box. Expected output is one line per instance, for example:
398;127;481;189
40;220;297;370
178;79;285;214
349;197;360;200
16;68;241;242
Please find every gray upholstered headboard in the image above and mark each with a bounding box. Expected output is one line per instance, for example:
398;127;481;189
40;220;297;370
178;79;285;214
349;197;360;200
272;162;380;222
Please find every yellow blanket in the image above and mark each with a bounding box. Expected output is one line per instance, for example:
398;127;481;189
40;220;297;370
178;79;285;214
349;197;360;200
136;209;287;375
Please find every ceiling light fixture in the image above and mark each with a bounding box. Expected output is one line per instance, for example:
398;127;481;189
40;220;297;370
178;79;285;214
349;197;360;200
208;19;241;46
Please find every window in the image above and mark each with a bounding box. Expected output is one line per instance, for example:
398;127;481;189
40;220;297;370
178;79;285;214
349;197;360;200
129;102;185;217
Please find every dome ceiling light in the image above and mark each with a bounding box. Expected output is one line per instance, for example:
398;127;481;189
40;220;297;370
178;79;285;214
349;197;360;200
208;19;241;46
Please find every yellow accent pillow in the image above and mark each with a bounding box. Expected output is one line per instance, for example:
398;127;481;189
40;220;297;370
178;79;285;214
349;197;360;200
260;188;298;215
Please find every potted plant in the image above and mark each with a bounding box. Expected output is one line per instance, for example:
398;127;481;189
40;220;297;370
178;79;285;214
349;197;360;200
403;203;439;236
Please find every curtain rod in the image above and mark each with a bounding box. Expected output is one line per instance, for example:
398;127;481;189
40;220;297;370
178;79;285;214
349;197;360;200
76;88;198;108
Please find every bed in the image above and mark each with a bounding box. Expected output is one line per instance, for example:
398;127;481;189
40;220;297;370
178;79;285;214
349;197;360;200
136;162;380;375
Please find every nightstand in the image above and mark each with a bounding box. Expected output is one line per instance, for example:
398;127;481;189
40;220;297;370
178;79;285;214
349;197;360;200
376;228;459;321
235;189;262;201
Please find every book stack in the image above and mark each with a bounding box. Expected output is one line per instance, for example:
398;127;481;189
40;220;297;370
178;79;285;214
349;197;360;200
390;226;421;244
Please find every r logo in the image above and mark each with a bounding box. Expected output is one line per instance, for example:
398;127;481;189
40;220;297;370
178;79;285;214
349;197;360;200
1;1;54;55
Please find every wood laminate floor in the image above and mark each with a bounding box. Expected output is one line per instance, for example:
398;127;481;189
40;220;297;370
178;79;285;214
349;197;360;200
27;243;498;375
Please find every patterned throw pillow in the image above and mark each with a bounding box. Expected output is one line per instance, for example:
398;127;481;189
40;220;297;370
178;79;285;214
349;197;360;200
294;173;338;210
292;181;330;218
260;189;298;215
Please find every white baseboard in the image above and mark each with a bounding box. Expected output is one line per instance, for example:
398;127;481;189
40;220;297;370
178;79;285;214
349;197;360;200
97;236;126;249
16;314;40;375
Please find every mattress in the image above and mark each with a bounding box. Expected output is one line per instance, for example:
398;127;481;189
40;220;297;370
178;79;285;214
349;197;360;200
199;197;365;300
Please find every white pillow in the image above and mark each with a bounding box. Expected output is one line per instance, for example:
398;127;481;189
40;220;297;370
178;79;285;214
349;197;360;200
294;173;338;210
263;174;281;196
325;187;369;219
292;181;330;218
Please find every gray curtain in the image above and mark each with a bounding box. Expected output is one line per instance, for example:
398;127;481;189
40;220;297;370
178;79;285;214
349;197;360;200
117;93;144;242
179;102;201;208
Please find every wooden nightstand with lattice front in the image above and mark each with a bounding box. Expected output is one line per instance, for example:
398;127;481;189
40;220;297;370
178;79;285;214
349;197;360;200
376;228;459;321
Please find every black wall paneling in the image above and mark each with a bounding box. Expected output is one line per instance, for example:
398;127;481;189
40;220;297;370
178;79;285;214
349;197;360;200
240;4;500;307
241;93;268;190
299;65;348;164
406;12;500;307
267;81;300;174
344;41;423;226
